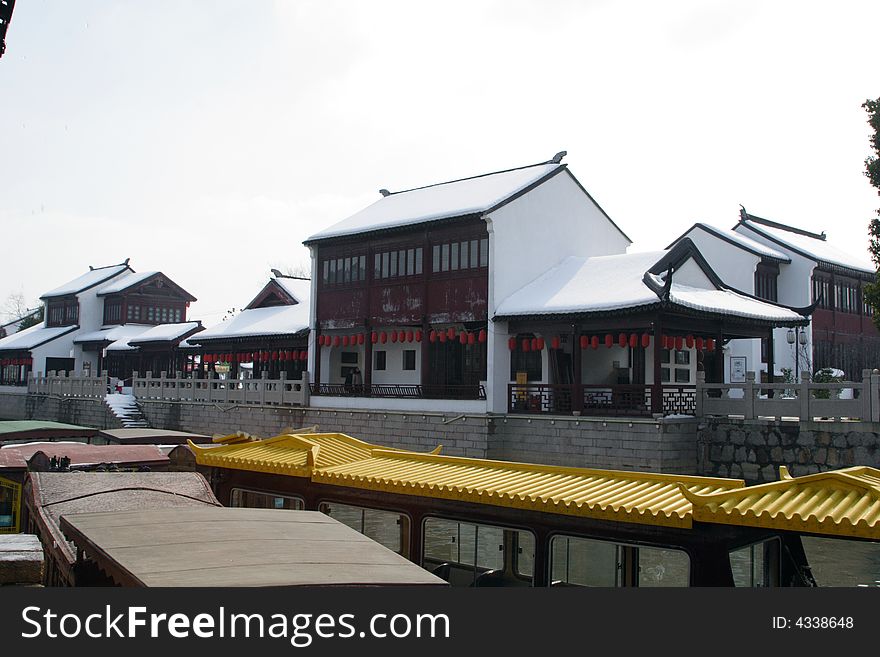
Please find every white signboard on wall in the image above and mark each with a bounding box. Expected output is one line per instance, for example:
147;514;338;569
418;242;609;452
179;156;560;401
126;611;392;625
730;356;747;383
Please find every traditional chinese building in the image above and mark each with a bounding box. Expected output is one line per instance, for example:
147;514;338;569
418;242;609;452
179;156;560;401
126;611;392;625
674;209;878;381
0;261;198;385
304;153;630;412
188;272;310;380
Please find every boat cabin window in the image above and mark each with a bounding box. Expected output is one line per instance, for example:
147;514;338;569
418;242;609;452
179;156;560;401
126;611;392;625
319;502;410;556
729;538;781;587
229;488;304;510
422;517;535;587
550;535;690;587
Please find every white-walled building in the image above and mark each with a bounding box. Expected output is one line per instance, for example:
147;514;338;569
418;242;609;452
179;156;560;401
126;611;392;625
0;261;198;385
302;154;808;416
673;209;878;382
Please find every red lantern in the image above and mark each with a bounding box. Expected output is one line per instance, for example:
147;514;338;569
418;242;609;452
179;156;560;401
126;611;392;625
468;332;475;345
686;334;694;349
707;338;716;351
591;336;599;349
380;331;387;344
406;330;413;343
300;350;307;360
605;334;613;348
447;327;456;340
342;336;349;347
390;331;397;343
317;335;324;346
371;332;378;344
579;335;589;349
531;338;538;351
333;336;340;347
522;339;530;352
641;333;650;348
358;333;365;345
674;336;683;350
629;333;638;349
271;351;278;361
398;330;406;343
460;332;468;345
429;330;437;343
415;329;423;342
279;351;286;362
508;337;516;351
695;337;704;350
536;337;545;350
551;336;560;350
478;329;486;343
618;333;627;348
439;331;447;343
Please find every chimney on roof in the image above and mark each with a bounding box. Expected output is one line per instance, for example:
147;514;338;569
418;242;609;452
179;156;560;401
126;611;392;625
550;151;567;164
379;189;391;197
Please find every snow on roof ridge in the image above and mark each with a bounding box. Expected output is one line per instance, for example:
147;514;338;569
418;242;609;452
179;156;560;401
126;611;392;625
384;159;561;197
693;223;791;261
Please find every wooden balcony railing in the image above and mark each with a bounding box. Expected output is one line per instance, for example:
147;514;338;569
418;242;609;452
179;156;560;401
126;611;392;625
508;383;696;417
311;382;486;401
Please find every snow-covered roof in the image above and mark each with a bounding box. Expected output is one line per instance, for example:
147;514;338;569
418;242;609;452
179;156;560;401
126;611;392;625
737;219;873;274
95;271;159;295
41;264;131;299
686;223;790;262
73;324;154;345
1;308;41;331
128;322;202;345
194;305;310;342
306;162;563;242
273;277;310;304
0;324;77;352
495;251;805;323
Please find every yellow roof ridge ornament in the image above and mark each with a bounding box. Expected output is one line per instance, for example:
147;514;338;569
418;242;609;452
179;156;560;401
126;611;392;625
306;444;320;468
430;445;443;455
779;465;792;480
212;431;256;444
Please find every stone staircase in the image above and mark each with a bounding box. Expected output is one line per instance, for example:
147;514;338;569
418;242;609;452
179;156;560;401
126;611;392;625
103;393;151;428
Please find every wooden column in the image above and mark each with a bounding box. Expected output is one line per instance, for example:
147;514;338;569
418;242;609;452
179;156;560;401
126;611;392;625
364;323;373;387
420;317;431;388
651;314;664;414
572;325;583;413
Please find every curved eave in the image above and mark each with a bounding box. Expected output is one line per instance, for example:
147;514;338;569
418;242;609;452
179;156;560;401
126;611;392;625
189;330;309;346
493;302;662;323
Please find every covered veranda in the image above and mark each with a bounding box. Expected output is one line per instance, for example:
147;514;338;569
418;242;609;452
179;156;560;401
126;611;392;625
494;243;811;417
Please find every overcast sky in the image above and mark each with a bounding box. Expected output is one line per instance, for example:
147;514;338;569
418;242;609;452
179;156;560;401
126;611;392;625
2;0;878;325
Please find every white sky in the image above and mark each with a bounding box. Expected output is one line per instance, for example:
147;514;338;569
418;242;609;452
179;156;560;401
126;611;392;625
1;0;878;326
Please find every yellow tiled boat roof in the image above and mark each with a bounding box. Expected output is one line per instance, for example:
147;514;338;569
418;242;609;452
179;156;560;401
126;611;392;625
682;465;880;539
312;449;741;529
190;433;880;539
190;433;390;476
191;433;741;529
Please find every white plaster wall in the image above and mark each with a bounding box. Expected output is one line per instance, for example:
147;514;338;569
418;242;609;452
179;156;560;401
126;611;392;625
31;334;77;374
671;257;716;289
487;171;630;312
308;245;318;383
487;319;510;413
681;228;761;292
313;396;486;414
734;224;815;378
370;339;420;385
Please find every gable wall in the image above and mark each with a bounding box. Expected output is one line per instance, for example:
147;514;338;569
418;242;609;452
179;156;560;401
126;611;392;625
488;171;630;311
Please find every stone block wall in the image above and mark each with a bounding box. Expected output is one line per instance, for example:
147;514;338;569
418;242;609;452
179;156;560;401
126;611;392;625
698;418;880;483
0;392;121;429
491;416;699;473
